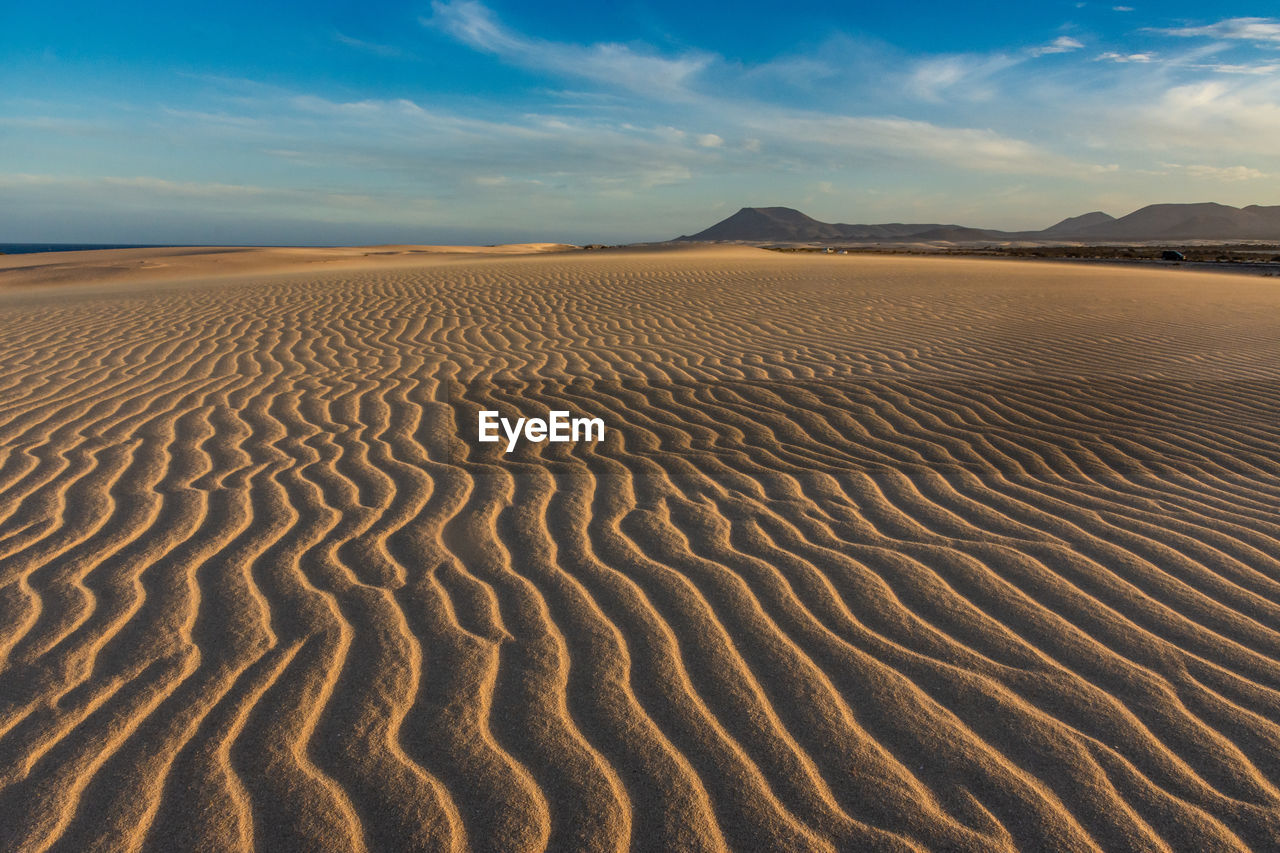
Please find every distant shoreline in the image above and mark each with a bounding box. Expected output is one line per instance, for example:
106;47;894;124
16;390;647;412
0;243;190;255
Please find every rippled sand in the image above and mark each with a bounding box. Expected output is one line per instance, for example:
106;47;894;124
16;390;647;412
1;245;1279;851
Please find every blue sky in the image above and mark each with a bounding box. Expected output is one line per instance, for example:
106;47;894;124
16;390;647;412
4;2;1280;243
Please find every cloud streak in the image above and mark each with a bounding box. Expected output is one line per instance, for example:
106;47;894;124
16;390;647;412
1158;17;1280;44
1030;36;1085;56
740;114;1089;175
1097;51;1155;62
425;1;711;97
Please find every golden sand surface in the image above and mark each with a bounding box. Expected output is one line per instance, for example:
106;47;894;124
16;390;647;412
1;246;1278;851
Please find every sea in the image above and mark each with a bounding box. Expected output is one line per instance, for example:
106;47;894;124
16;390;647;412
0;243;172;255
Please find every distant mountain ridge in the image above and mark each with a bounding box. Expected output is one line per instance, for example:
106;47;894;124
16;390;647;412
677;203;1280;243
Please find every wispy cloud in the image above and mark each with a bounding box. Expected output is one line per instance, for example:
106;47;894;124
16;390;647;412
906;35;1087;102
419;2;1092;179
333;32;406;58
1169;163;1270;180
1189;61;1280;75
181;89;732;199
0;172;434;225
1097;51;1155;62
1030;36;1085;56
907;54;1021;100
742;114;1090;175
1157;17;1280;44
0;173;272;198
1111;76;1280;156
424;1;711;97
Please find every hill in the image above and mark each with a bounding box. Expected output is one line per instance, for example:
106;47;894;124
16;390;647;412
678;203;1280;243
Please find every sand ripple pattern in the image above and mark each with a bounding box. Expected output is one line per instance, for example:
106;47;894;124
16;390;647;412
1;250;1279;851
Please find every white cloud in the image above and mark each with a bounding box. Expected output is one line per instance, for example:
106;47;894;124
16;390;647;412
1182;164;1268;180
907;53;1021;101
333;32;405;58
254;92;744;195
1114;77;1280;156
587;164;693;193
1191;62;1280;75
0;172;429;224
1030;36;1085;57
1094;47;1277;73
425;1;710;97
908;36;1084;102
747;114;1088;175
1158;17;1280;44
0;173;271;199
419;3;1098;179
1113;6;1133;12
1157;162;1269;180
474;175;544;187
1097;51;1155;62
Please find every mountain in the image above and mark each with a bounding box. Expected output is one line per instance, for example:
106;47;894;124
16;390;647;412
684;207;846;241
677;204;1280;244
676;207;976;242
1072;203;1280;241
1040;211;1116;237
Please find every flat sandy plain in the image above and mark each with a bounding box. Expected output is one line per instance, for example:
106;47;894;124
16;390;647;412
1;244;1278;852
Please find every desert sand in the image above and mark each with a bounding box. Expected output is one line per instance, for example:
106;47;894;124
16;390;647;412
1;245;1278;851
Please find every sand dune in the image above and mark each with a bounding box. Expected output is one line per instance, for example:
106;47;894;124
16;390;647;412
0;243;578;291
1;246;1279;851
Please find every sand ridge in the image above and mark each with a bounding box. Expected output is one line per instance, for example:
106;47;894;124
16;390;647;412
0;243;582;291
0;249;1278;850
